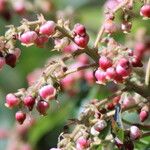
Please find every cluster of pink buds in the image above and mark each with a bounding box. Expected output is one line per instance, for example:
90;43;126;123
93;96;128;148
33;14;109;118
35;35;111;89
73;23;89;48
5;83;56;124
19;20;56;47
95;56;131;84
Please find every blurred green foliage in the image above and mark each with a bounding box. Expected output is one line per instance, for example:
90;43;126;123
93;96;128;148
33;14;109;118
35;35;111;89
0;0;150;150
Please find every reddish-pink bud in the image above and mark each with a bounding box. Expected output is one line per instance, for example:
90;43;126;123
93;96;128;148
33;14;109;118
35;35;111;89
39;85;56;100
106;67;117;79
131;56;143;67
116;64;131;77
13;1;26;15
39;21;56;36
23;96;35;111
139;110;149;122
34;35;49;47
99;56;112;70
20;31;38;44
76;137;90;150
36;100;49;115
95;69;107;84
74;34;89;48
5;53;17;68
5;93;19;108
15;111;26;124
140;4;150;18
130;126;141;140
73;23;86;36
106;102;114;110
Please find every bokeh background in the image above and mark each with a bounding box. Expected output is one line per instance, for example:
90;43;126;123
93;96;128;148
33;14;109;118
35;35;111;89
0;0;150;150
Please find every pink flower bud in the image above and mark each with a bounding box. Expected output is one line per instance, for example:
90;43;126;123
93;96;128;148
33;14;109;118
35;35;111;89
5;53;17;68
104;20;117;33
94;120;107;132
5;93;19;108
73;23;86;36
39;85;56;100
13;1;26;15
99;56;112;70
34;35;48;47
36;100;49;115
130;126;141;140
106;67;117;79
39;21;56;36
23;96;35;111
0;56;5;69
139;110;149;122
131;56;143;67
123;97;135;108
20;31;38;44
140;4;150;18
15;111;26;124
95;69;107;84
116;64;130;77
74;34;89;48
76;137;90;150
106;102;114;110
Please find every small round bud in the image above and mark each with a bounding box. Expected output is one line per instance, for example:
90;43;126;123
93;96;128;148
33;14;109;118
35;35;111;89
73;23;86;36
99;56;112;70
5;93;19;108
36;100;49;115
139;110;149;122
15;111;26;124
74;34;89;48
23;96;35;111
20;31;38;45
106;67;117;79
95;69;107;84
140;4;150;18
76;137;90;150
130;126;141;140
39;84;56;100
39;21;56;36
5;53;17;68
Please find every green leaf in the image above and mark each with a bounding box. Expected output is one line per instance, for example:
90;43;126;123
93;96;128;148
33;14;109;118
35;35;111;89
28;102;74;147
112;121;124;142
